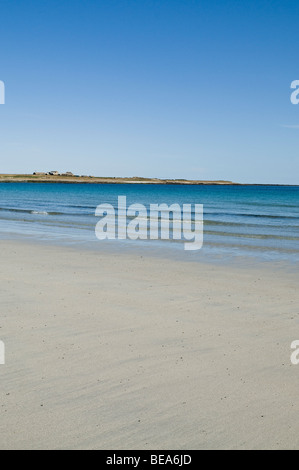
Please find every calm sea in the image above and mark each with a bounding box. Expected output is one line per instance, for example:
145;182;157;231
0;182;299;263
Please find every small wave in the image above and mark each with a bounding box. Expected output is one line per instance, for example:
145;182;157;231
0;207;66;216
204;211;299;220
31;211;49;215
0;207;33;214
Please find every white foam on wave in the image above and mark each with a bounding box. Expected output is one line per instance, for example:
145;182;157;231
31;211;49;215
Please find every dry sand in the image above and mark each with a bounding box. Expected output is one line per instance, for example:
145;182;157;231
0;240;299;450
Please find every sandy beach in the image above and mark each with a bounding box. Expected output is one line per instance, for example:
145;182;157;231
0;240;298;450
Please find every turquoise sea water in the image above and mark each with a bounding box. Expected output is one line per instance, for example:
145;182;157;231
0;183;299;263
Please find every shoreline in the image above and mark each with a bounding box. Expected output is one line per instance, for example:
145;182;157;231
1;239;299;449
2;233;298;273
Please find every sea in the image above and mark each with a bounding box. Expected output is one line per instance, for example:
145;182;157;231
0;182;299;265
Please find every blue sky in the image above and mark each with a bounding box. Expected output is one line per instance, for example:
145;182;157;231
0;0;298;184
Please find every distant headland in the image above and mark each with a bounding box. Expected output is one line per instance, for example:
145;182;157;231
0;171;238;185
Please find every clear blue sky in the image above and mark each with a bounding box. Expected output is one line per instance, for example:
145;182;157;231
0;0;298;184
